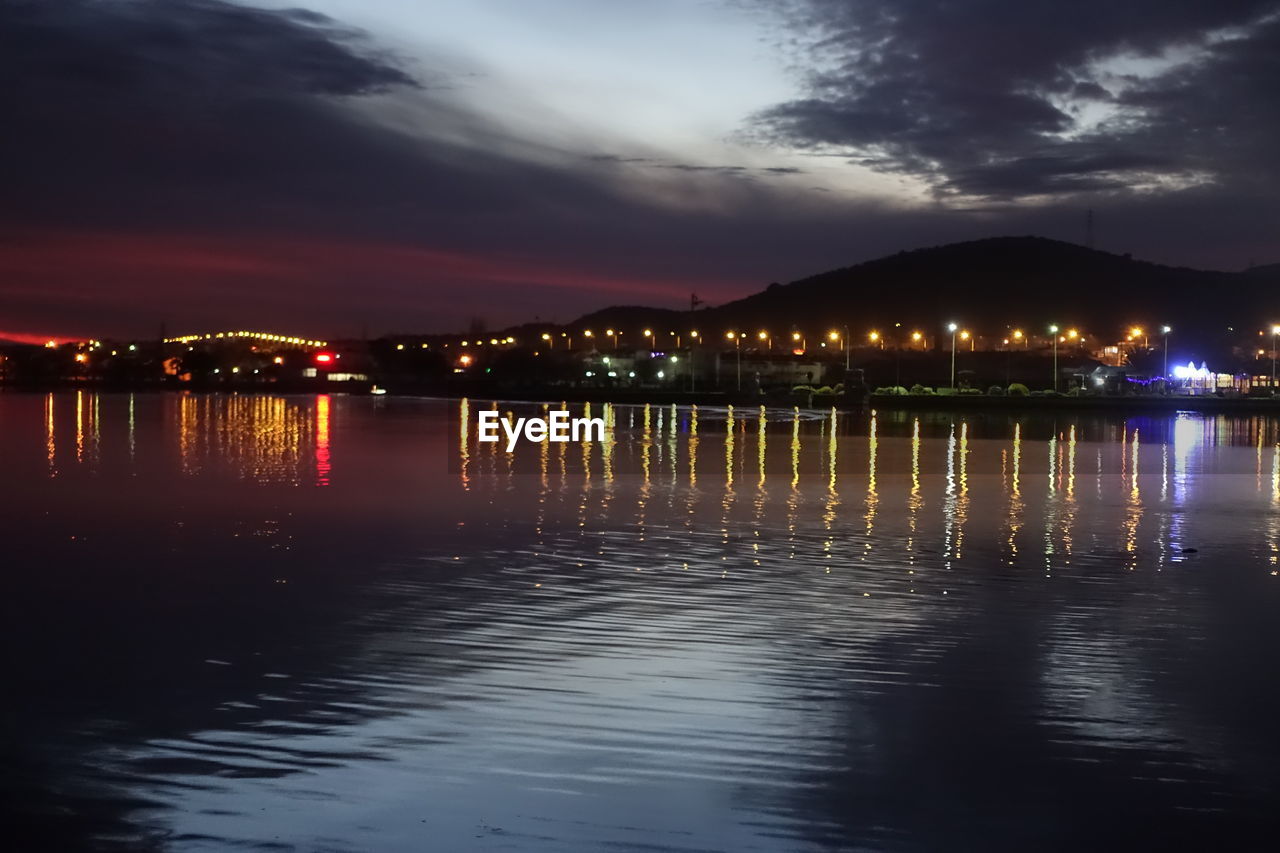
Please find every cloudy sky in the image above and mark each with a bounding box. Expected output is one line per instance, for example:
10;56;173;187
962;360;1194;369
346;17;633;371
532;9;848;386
3;0;1278;340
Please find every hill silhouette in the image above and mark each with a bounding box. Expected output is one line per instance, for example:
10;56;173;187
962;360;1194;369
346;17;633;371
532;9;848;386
574;237;1279;347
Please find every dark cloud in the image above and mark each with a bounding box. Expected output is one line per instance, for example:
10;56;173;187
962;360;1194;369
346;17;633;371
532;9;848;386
750;0;1280;198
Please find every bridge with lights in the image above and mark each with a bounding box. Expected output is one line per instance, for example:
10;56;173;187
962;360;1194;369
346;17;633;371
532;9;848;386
163;331;328;347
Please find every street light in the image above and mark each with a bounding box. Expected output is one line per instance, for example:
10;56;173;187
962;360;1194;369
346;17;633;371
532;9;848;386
828;329;849;371
947;322;958;388
606;328;618;348
1162;325;1172;381
911;330;923;348
541;332;553;348
1131;326;1147;348
869;330;880;347
1271;325;1280;392
791;330;805;351
960;329;973;352
828;327;850;370
644;328;655;350
1048;325;1059;391
758;330;770;350
727;331;742;391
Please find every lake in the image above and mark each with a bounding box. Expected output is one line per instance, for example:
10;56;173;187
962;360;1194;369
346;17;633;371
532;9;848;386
3;392;1280;851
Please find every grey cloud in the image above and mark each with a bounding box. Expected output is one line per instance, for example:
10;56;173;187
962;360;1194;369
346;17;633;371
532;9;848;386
749;0;1280;198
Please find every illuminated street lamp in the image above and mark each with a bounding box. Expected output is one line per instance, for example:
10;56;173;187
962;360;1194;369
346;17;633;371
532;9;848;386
947;322;959;388
1162;325;1172;380
583;329;595;351
606;328;618;348
911;330;923;348
1048;325;1059;391
757;330;771;350
541;332;553;349
1271;325;1280;392
791;330;805;351
869;330;881;348
1012;329;1025;348
644;328;655;350
1131;326;1147;348
960;329;973;352
828;327;850;370
727;331;742;391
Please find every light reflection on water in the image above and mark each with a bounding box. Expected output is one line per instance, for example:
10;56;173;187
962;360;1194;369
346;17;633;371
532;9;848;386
4;393;1280;851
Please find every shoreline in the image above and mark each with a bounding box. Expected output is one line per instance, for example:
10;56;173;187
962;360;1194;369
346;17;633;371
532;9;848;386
6;382;1280;414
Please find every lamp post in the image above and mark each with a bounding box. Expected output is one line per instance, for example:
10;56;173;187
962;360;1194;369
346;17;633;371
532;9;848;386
827;328;850;370
541;332;552;349
758;330;770;351
688;330;699;393
1162;325;1172;382
947;322;958;388
869;330;881;349
643;328;655;351
584;329;594;351
1048;325;1059;391
727;331;741;392
606;328;617;349
1271;325;1280;392
792;331;804;352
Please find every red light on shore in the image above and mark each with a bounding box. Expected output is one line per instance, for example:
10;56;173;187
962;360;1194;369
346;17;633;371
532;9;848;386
315;353;333;363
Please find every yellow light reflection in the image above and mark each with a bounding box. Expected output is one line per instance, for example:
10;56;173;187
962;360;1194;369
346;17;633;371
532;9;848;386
757;405;767;489
725;405;735;489
864;410;878;557
45;393;56;476
459;398;470;489
688;405;698;487
315;395;331;486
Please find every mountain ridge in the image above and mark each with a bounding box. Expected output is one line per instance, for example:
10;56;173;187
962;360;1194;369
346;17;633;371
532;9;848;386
573;236;1279;345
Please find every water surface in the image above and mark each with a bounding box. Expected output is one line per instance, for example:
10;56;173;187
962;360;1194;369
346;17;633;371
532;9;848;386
3;393;1280;850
